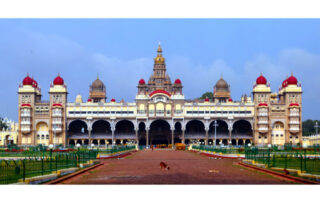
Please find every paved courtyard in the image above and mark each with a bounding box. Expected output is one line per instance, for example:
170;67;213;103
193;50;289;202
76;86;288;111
60;150;297;184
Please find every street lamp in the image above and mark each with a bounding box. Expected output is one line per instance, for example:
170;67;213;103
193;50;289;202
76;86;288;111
91;143;95;149
213;120;219;147
315;121;319;135
49;144;54;158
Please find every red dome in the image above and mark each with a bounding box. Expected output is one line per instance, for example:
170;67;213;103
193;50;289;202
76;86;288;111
228;98;233;102
111;98;116;102
139;79;145;85
205;98;209;102
287;75;298;85
32;79;38;88
282;79;288;88
87;98;92;102
256;74;267;85
174;79;181;84
23;75;33;86
53;75;64;85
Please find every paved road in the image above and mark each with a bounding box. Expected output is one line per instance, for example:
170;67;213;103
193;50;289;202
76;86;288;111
60;150;296;184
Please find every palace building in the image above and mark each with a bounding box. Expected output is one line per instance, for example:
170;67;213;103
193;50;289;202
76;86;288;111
17;45;303;147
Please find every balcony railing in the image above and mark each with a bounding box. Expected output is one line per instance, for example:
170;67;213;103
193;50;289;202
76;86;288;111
258;128;268;131
289;113;299;117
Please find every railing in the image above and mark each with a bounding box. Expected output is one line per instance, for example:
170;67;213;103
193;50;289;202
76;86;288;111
191;145;245;154
245;148;320;175
0;150;98;184
97;145;136;156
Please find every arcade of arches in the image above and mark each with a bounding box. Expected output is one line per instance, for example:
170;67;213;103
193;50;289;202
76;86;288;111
66;119;253;146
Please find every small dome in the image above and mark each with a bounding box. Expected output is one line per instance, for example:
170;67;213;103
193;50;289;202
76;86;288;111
23;75;33;86
205;97;209;102
174;78;181;84
87;98;92;102
287;74;298;85
53;74;64;85
256;74;267;85
76;94;83;103
154;44;165;64
91;77;105;90
139;79;145;85
228;98;233;102
32;78;38;88
282;78;288;88
111;98;116;102
215;76;229;92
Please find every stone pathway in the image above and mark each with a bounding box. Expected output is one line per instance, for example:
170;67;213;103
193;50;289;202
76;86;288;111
59;149;297;184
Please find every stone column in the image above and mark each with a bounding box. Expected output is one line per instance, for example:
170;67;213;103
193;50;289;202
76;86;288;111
111;126;115;146
88;127;92;147
171;130;174;149
135;129;139;146
146;130;149;148
182;129;185;144
205;128;209;146
228;126;232;143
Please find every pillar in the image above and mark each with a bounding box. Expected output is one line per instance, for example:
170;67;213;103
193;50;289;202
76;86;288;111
88;128;92;147
146;129;149;148
135;129;139;146
229;127;232;143
236;139;238;145
205;129;209;146
111;127;115;146
82;139;84;145
182;129;185;144
171;130;174;149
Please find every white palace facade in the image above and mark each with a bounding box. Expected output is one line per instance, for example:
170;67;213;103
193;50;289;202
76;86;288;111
17;45;303;147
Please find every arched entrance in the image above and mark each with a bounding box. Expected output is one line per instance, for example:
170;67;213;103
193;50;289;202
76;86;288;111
209;120;229;140
232;120;253;145
272;122;285;145
115;120;135;144
185;120;205;142
174;122;182;144
36;122;49;146
138;122;146;146
149;120;171;146
92;120;111;136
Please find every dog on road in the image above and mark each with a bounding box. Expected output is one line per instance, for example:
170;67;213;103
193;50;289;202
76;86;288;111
160;162;170;170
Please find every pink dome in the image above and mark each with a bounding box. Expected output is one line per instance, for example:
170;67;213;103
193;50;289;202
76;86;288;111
256;74;267;85
23;75;33;86
53;74;64;85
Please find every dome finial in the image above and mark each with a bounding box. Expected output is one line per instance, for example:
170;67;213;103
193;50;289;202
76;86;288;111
97;74;99;80
220;73;223;79
157;42;162;53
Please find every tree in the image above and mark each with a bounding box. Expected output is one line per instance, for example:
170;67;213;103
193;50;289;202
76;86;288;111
302;119;320;136
200;92;213;99
0;117;8;131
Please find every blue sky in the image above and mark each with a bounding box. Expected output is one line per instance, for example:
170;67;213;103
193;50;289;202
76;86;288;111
0;19;320;121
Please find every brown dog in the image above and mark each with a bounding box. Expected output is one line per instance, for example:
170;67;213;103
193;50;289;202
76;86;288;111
160;161;170;170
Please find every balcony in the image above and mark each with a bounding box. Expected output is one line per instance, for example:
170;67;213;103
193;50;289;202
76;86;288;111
52;127;62;133
52;120;62;125
21;113;31;117
289;127;300;132
258;120;268;124
21;127;31;133
289;113;299;117
289;121;299;124
258;128;268;132
21;121;31;125
52;113;62;117
258;113;268;116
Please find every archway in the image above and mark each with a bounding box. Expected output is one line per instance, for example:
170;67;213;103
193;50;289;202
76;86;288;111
36;122;49;146
209;120;229;139
174;122;182;144
232;120;253;138
138;122;146;146
68;120;88;137
92;120;111;139
149;120;171;145
185;120;205;140
115;120;135;139
272;121;285;145
231;139;237;145
238;139;244;145
69;140;75;145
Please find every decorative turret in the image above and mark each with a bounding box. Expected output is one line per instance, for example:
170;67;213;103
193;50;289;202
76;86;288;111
213;75;230;103
89;75;106;103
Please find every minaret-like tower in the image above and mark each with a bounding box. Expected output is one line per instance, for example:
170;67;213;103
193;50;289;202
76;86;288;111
213;75;230;103
147;43;172;92
49;74;68;146
252;73;271;145
280;73;302;145
18;74;38;145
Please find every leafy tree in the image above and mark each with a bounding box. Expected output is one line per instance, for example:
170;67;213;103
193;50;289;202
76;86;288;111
302;119;320;136
0;117;8;131
200;92;213;99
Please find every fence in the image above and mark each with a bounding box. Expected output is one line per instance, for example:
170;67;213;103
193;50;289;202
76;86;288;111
191;145;245;154
98;145;136;155
245;148;320;175
0;150;98;184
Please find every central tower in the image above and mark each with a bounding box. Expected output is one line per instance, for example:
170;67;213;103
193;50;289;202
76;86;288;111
147;43;172;92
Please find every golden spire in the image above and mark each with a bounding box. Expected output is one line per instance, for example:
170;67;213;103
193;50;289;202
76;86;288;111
154;42;165;64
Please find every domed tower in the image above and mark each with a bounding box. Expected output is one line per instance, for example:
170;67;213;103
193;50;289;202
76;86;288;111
173;78;183;95
147;43;172;92
213;75;230;103
89;75;106;103
137;78;147;95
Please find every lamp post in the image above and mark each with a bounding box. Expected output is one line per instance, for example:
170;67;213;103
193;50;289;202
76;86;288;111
213;120;219;147
267;144;272;167
49;144;53;159
315;121;319;135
